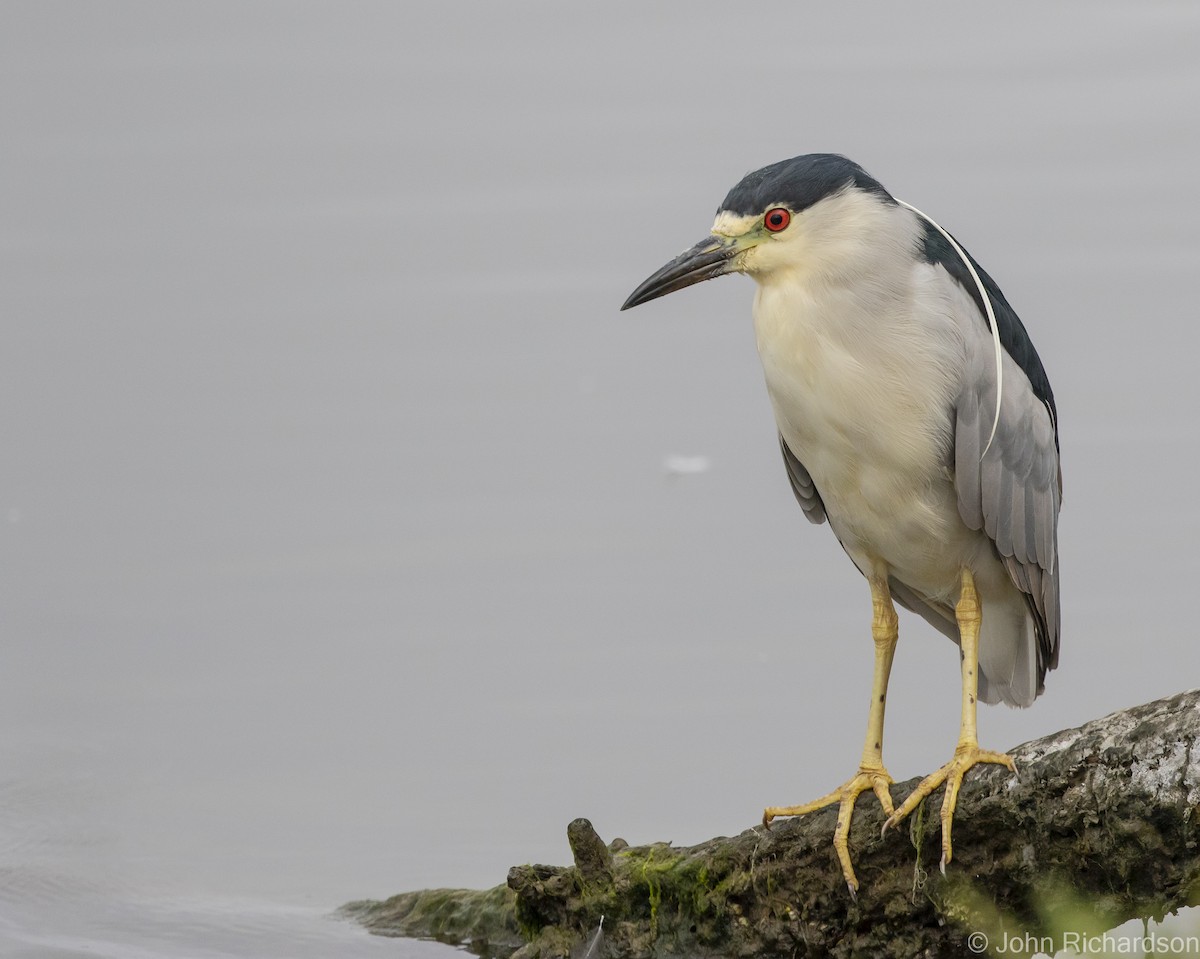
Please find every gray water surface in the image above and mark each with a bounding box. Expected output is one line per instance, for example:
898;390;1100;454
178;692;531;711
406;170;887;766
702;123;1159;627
3;2;1199;956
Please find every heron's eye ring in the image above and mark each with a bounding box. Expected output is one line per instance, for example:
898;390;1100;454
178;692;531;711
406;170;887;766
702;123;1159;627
764;208;791;232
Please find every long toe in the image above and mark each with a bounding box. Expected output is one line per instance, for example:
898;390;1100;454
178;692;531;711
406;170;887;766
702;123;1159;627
763;766;894;894
882;745;1016;864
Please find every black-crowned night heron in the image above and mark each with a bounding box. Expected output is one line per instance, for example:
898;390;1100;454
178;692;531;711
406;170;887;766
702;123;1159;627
621;154;1061;895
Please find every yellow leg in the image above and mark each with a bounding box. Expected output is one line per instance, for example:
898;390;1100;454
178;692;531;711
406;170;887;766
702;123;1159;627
882;568;1016;869
763;576;898;896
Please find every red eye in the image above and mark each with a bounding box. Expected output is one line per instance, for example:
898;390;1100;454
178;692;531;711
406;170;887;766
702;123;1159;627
764;208;790;232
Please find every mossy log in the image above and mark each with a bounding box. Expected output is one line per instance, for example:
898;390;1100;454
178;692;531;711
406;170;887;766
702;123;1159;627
343;689;1200;958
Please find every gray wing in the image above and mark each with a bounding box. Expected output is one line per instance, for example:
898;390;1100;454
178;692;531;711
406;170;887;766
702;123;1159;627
919;222;1061;698
779;434;826;525
954;328;1062;694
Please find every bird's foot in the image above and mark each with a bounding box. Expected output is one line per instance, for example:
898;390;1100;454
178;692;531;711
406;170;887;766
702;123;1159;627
763;765;894;896
882;742;1015;870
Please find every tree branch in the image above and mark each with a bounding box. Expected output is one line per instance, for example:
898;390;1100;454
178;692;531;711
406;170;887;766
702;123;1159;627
343;689;1200;957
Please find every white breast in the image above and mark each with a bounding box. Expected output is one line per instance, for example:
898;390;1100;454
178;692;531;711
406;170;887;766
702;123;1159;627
751;256;976;598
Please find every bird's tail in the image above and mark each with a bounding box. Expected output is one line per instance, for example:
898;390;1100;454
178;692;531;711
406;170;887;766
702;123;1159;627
977;604;1039;708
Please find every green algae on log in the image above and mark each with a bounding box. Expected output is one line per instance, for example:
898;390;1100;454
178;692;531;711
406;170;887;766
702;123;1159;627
340;884;522;955
343;689;1200;958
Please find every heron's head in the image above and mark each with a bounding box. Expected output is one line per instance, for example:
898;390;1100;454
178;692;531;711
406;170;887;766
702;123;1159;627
621;154;897;310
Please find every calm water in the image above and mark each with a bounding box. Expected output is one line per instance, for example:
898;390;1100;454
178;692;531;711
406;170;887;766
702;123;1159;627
3;3;1199;956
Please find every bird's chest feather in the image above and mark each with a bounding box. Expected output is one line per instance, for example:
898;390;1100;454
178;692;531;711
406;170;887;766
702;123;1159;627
753;279;965;568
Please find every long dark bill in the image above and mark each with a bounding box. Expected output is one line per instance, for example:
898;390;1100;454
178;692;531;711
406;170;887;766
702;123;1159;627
620;236;737;311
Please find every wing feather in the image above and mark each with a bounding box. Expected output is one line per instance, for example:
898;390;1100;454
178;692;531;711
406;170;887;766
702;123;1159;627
778;434;827;526
952;287;1062;699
